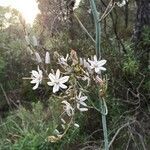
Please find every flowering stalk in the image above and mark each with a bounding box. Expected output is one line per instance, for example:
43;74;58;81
90;0;109;149
90;0;101;59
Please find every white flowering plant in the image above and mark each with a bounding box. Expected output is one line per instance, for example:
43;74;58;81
22;0;110;147
23;48;107;143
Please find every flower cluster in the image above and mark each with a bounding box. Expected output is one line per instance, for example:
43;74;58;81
28;50;107;142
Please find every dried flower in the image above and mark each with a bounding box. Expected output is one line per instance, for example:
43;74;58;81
70;49;78;65
95;75;105;86
61;100;74;116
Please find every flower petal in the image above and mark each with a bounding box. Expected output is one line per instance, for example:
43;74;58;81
59;76;69;83
77;103;80;109
48;73;55;82
80;101;87;107
97;60;107;66
79;107;88;112
80;96;87;101
32;82;39;90
93;55;97;61
59;83;67;89
31;70;39;77
47;81;55;86
56;69;60;80
95;67;100;73
99;66;106;71
30;79;38;84
53;84;59;93
78;91;82;98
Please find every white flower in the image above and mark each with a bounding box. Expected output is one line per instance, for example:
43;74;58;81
76;91;88;112
61;100;74;116
58;54;69;66
117;0;128;7
88;55;106;74
30;66;43;90
73;0;81;10
45;51;50;64
47;69;69;93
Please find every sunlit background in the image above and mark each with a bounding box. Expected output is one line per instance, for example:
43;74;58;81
0;0;82;25
0;0;39;25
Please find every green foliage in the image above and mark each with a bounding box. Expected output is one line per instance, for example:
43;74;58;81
0;100;86;149
122;43;139;76
0;102;52;149
122;56;139;76
0;56;6;74
142;26;150;46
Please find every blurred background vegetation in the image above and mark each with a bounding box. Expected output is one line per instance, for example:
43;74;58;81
0;0;149;149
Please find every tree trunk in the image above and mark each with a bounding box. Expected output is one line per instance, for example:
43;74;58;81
133;0;150;44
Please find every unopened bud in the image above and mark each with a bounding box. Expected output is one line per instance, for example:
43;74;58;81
32;36;38;46
25;35;30;45
35;52;42;63
27;47;33;55
45;51;50;64
61;118;66;124
79;57;83;66
74;123;79;128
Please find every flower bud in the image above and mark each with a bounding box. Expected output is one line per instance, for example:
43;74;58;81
74;123;79;128
45;51;50;64
27;47;33;55
79;57;83;66
61;118;66;124
32;36;38;46
35;52;42;63
25;35;30;45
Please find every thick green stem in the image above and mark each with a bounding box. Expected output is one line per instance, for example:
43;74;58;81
100;99;109;150
90;0;109;149
90;0;101;59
